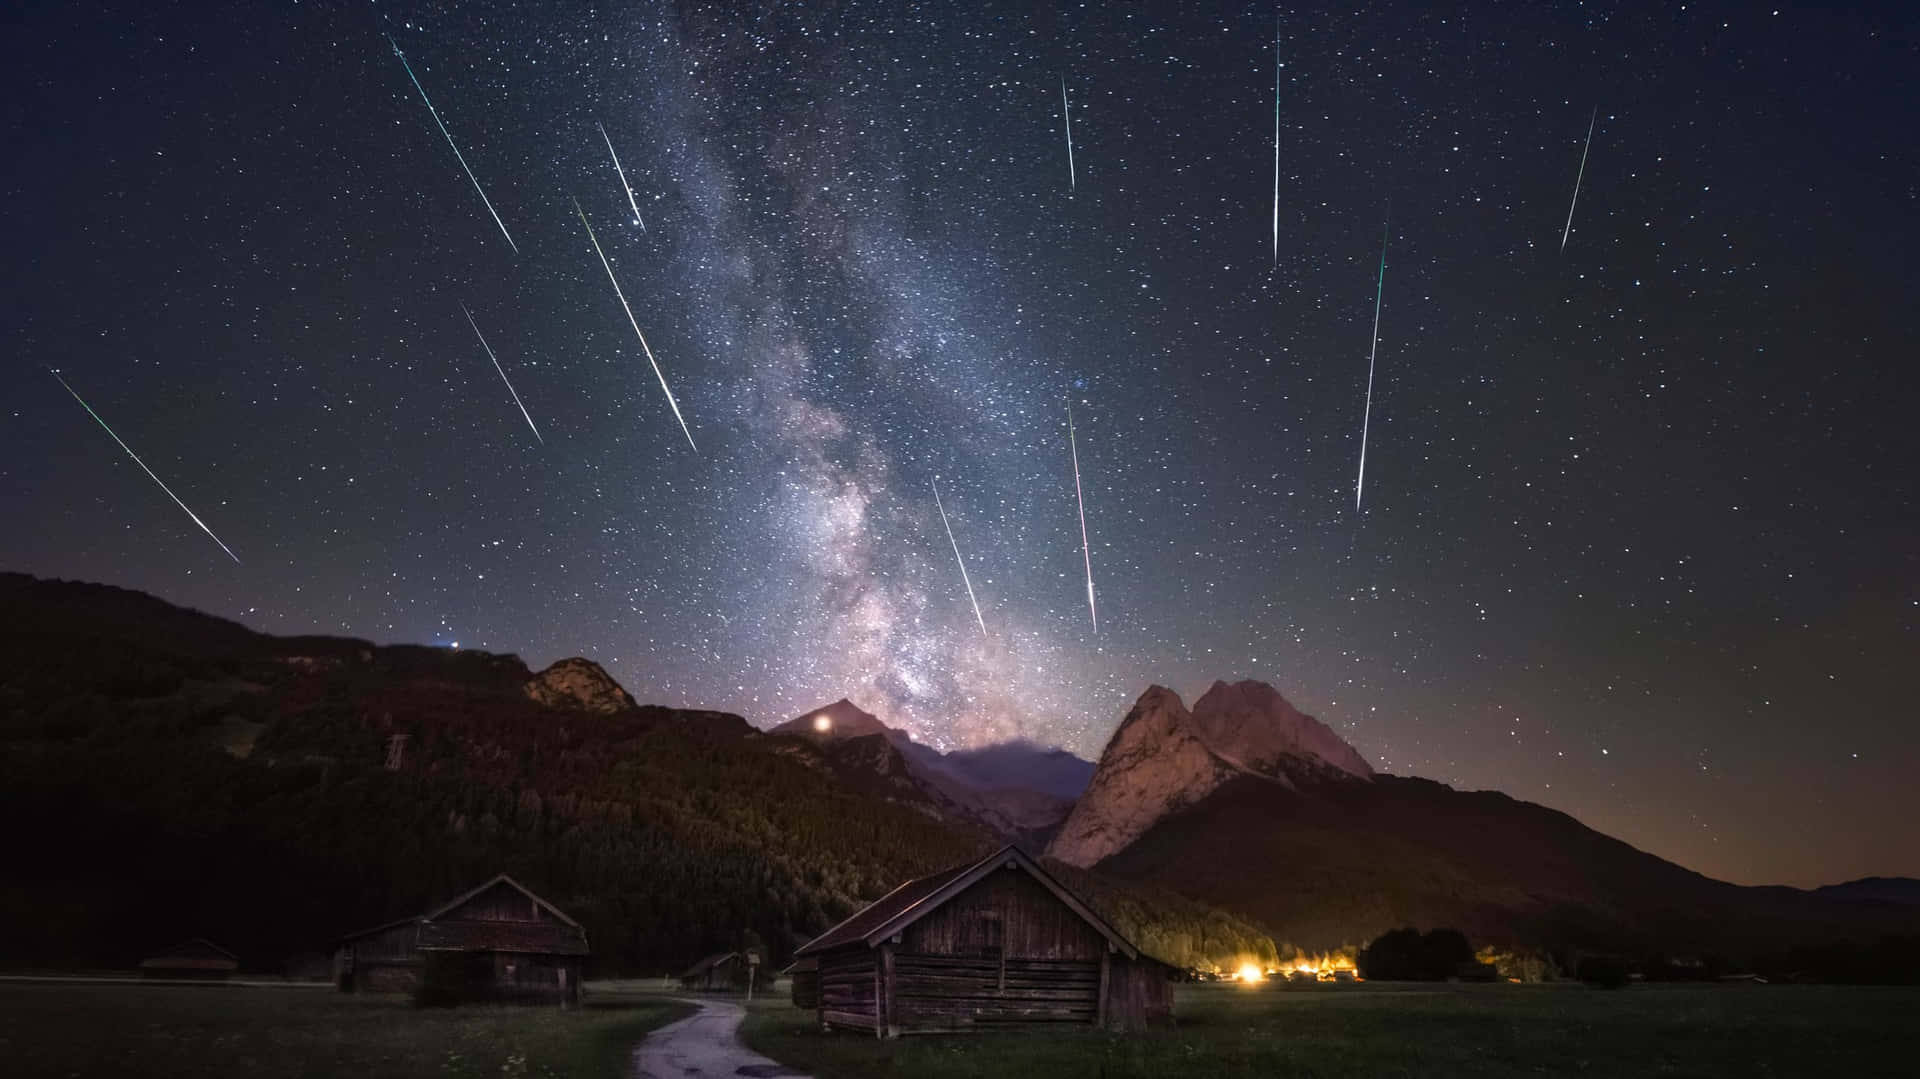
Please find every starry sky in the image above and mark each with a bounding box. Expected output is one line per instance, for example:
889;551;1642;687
3;1;1915;889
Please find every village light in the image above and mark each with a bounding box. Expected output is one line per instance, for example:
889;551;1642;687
812;714;832;733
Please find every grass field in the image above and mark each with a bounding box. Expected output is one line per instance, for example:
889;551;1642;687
0;982;690;1079
741;980;1918;1078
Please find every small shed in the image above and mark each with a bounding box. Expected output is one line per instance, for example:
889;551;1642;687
680;951;744;992
793;845;1173;1036
139;938;238;980
334;874;588;1005
785;956;820;1009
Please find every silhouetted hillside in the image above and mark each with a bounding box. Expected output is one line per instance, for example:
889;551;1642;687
0;574;1276;977
1098;772;1918;957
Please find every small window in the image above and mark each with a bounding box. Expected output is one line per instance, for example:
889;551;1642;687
979;910;1004;958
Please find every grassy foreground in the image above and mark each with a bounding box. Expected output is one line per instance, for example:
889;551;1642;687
0;982;691;1079
741;981;1918;1078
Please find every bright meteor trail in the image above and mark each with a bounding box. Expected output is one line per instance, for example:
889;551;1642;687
1068;402;1097;634
932;479;988;637
1355;208;1389;512
388;35;518;254
572;198;697;452
597;121;647;231
460;303;542;444
1060;76;1076;193
50;369;240;564
1560;106;1597;252
1271;22;1281;265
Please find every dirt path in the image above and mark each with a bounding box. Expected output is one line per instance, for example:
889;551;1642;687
632;998;811;1079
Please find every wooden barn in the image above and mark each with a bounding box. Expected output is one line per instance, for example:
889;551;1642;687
333;874;588;1005
679;951;744;992
784;956;820;1009
792;846;1173;1036
139;938;238;980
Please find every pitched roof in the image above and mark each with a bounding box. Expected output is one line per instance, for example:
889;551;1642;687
793;846;1139;959
417;920;589;956
336;874;585;948
679;951;740;978
335;915;422;945
423;874;582;927
139;938;239;969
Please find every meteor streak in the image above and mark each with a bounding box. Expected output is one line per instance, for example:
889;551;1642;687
597;121;647;231
1560;107;1597;252
1067;403;1097;633
460;303;542;444
1060;76;1076;192
572;197;697;452
1272;22;1281;265
50;369;240;564
388;35;518;253
932;479;988;637
1355;208;1389;512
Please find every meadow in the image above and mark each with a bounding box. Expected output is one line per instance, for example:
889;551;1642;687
0;981;689;1079
741;980;1919;1078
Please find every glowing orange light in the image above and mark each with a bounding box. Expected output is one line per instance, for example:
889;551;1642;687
812;714;832;733
1235;963;1264;984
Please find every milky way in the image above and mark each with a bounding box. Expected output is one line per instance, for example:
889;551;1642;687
3;2;1915;888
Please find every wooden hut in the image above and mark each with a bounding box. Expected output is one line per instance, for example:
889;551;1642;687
785;956;820;1009
139;938;238;980
792;846;1173;1036
333;874;588;1005
679;951;744;991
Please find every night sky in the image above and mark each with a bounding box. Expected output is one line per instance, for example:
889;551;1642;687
3;2;1915;889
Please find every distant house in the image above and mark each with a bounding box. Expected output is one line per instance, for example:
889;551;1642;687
680;951;744;992
333;874;588;1005
792;845;1173;1036
139;939;238;980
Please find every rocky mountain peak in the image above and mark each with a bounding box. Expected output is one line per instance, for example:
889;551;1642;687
1045;679;1374;869
1046;686;1242;868
522;658;637;715
1189;679;1373;779
770;698;896;741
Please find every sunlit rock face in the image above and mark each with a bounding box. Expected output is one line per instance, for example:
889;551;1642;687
1046;686;1242;869
1046;680;1373;868
1188;680;1373;781
522;658;638;714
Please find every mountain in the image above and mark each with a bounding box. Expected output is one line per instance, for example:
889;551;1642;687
522;657;640;714
941;740;1096;801
0;573;984;972
769;699;1093;842
0;573;1273;977
1049;680;1373;868
770;698;897;741
1813;878;1920;907
1053;681;1918;960
1047;687;1245;868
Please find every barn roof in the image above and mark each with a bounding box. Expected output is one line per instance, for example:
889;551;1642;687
793;846;1139;960
680;951;739;978
423;873;582;927
139;938;239;969
335;915;422;945
417;920;589;956
335;874;587;953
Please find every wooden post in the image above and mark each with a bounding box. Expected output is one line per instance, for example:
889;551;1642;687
1097;947;1112;1030
880;943;897;1038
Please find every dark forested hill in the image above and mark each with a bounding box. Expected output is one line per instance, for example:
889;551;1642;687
1096;771;1920;959
0;573;992;973
0;573;1275;976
